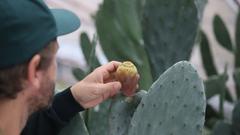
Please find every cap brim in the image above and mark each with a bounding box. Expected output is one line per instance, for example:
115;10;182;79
51;9;80;36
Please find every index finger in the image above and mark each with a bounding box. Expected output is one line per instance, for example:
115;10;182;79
96;61;121;80
101;61;122;73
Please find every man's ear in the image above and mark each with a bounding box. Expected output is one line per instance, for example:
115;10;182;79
27;54;42;89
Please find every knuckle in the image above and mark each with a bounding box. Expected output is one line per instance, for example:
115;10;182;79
102;70;108;76
94;67;101;72
92;87;101;95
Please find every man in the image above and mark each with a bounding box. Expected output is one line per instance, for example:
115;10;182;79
0;0;139;135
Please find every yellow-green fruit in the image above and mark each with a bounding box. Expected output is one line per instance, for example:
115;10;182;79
116;61;138;81
115;61;138;96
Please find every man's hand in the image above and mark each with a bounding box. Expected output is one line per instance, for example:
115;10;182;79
70;61;139;109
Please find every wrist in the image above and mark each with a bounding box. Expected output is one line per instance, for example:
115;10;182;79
70;83;87;109
52;87;85;122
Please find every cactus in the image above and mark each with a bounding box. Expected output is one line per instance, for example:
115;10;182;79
200;18;236;126
92;0;205;132
59;114;89;135
204;73;228;100
95;0;153;90
80;33;100;71
194;0;208;19
211;12;240;69
235;11;240;68
209;13;240;99
200;27;237;102
70;0;207;134
232;101;240;135
213;15;233;52
59;33;101;135
234;69;240;98
211;101;240;135
70;33;112;135
200;32;232;128
128;61;206;135
199;12;240;131
199;31;218;76
142;0;200;79
70;61;206;135
87;100;112;135
72;33;100;81
212;121;233;135
109;90;147;135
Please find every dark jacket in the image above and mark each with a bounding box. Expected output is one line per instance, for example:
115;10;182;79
21;87;84;135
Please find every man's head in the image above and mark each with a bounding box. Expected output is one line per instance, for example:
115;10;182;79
0;0;80;112
0;41;57;98
0;40;59;112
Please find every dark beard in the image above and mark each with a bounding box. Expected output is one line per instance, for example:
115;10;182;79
28;78;55;114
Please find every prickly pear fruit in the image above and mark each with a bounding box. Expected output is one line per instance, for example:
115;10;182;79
115;61;138;96
116;61;138;78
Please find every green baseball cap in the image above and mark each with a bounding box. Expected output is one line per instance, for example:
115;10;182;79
0;0;80;69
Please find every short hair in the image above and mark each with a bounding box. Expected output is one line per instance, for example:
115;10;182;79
0;41;56;99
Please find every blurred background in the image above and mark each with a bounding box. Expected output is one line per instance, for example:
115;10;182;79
46;0;104;87
45;0;238;87
45;0;240;134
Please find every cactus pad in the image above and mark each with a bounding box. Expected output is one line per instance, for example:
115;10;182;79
128;61;206;135
109;90;147;135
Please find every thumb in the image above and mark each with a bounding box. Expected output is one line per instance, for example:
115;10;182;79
98;81;121;99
